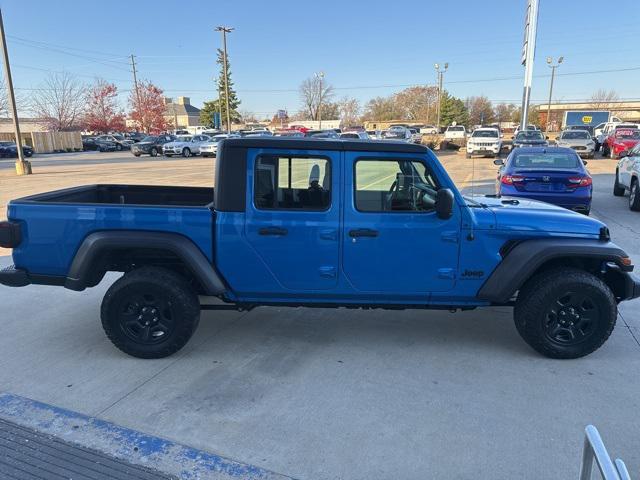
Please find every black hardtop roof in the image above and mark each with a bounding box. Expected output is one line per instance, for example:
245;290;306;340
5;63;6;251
222;137;429;153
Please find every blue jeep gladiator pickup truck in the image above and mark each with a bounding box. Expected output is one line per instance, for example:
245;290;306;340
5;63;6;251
1;138;638;359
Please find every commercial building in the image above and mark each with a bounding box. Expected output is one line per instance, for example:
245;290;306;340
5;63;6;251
163;97;201;128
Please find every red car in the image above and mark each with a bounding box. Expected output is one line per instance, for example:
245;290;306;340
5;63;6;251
602;127;640;159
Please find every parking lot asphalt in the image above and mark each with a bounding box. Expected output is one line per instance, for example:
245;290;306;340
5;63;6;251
1;150;639;479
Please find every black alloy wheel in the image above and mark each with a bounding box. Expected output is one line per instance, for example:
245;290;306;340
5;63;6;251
543;291;598;346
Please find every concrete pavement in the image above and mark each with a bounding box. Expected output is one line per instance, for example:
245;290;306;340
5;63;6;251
0;150;639;479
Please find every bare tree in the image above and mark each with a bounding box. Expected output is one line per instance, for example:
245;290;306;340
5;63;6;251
299;75;334;121
465;96;495;126
338;96;361;127
393;86;438;122
239;110;258;124
0;78;9;117
589;89;620;110
31;72;86;131
362;96;398;121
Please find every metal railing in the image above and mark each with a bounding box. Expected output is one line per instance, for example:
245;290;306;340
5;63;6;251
579;425;631;480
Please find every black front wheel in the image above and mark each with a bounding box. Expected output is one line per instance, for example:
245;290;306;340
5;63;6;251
101;267;200;358
514;268;616;359
150;147;158;157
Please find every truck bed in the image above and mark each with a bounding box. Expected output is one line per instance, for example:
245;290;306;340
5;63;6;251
15;184;214;207
8;184;215;276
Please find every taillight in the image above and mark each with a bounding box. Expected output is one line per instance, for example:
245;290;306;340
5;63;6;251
501;175;524;185
0;221;22;248
568;176;592;187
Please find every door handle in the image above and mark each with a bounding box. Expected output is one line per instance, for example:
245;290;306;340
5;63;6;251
349;228;379;238
259;227;288;236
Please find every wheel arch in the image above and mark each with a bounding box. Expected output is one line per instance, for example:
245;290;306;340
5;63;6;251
477;238;633;303
65;230;227;295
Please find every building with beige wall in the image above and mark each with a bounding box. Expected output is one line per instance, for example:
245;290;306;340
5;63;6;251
164;97;201;128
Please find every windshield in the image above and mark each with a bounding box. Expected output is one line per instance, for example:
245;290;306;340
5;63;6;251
560;131;590;139
141;136;157;142
385;131;406;139
177;135;193;141
472;130;498;138
515;131;544;141
512;153;580;169
615;129;640;139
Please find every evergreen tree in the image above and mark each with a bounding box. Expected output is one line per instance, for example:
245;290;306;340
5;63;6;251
440;91;469;127
215;48;240;126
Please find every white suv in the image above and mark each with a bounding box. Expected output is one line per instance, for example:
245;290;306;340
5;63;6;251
466;128;502;158
614;142;640;211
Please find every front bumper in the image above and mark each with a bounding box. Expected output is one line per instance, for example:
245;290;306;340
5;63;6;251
163;147;182;154
467;144;501;154
622;272;640;300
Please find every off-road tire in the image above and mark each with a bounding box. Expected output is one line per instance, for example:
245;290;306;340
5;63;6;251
101;267;201;359
150;147;158;157
630;179;640;211
613;170;626;196
514;268;616;359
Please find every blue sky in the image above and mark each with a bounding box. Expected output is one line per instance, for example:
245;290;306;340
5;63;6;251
4;0;639;119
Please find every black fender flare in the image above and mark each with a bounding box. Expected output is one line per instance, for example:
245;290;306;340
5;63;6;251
64;231;227;295
477;238;631;303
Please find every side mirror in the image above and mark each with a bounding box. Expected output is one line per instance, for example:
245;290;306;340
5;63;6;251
545;135;549;140
555;136;559;140
493;159;504;166
582;160;588;165
511;136;515;140
435;188;454;220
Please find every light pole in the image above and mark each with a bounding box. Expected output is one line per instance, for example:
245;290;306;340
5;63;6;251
315;71;324;129
215;26;234;134
545;56;563;132
0;8;30;175
434;62;448;133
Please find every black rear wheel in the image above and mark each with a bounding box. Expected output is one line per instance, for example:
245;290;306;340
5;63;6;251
514;268;616;359
630;179;640;211
101;267;200;358
613;170;625;196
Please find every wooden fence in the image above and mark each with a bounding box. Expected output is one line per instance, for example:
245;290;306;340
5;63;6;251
0;131;82;153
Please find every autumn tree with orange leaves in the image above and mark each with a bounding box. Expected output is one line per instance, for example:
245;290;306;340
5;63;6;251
83;79;126;133
128;81;171;133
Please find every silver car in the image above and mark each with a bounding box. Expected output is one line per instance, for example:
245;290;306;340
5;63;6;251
199;134;240;158
555;130;596;158
162;135;212;157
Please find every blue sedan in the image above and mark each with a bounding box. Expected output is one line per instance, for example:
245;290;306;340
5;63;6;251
495;147;592;215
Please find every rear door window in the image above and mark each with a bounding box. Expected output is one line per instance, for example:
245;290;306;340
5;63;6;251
255;156;331;210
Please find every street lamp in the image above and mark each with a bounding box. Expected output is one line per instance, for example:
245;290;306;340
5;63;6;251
545;56;563;132
435;62;448;133
315;71;325;129
215;26;234;134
